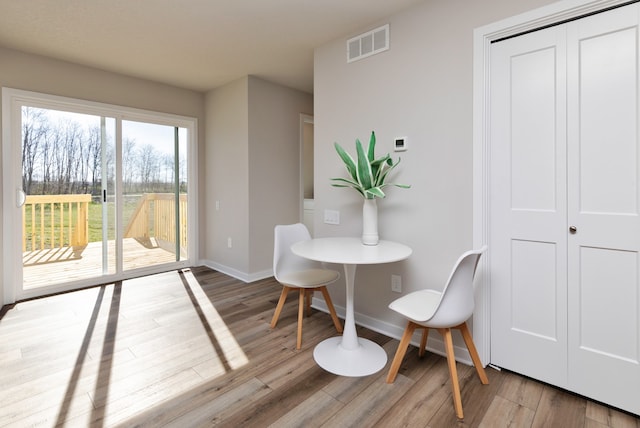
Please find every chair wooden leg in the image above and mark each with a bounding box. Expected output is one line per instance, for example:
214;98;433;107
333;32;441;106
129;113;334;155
458;322;489;384
319;286;343;333
296;288;305;350
440;328;464;419
386;321;417;383
418;327;429;358
270;286;290;328
305;289;312;317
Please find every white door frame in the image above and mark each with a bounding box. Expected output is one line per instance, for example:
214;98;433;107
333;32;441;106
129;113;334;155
299;113;314;224
472;0;629;364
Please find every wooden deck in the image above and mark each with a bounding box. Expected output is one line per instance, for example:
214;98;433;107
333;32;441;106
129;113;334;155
23;238;179;289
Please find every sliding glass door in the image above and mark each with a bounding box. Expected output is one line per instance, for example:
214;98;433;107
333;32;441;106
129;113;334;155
19;108;116;289
121;120;188;271
2;89;196;302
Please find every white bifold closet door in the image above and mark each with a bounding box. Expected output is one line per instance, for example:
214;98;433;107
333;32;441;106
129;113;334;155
490;4;640;415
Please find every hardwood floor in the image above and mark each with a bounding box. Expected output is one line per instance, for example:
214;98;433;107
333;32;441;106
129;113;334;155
1;266;638;427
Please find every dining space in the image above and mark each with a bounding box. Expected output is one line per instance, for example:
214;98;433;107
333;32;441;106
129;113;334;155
269;223;490;419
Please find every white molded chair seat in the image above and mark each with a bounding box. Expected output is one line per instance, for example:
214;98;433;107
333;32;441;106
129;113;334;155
388;289;442;324
386;246;489;419
270;223;343;350
277;268;339;288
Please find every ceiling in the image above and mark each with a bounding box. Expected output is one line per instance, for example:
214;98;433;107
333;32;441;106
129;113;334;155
0;0;426;93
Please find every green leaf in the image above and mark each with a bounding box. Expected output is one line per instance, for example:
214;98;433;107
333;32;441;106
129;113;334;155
330;177;365;196
367;131;376;162
365;187;386;198
330;177;360;188
355;139;373;190
334;143;357;181
370;154;391;186
378;157;401;185
380;182;411;190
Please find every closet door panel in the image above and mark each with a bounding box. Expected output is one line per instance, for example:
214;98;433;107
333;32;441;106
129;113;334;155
567;5;640;414
490;25;568;388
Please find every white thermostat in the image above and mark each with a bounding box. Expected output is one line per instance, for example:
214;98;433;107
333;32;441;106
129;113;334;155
394;137;407;152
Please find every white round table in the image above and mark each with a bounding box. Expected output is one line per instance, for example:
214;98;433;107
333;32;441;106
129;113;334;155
291;237;412;377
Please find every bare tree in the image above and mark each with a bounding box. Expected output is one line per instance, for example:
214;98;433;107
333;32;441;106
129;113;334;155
137;144;160;192
163;153;174;188
88;125;100;195
21;109;185;197
122;138;137;193
48;119;81;194
83;125;104;195
40;130;61;194
21;107;49;194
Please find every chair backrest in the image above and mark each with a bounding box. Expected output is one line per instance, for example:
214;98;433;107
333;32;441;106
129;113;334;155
426;246;487;328
273;223;318;282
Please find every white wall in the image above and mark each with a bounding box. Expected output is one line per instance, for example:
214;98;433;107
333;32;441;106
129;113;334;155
0;46;205;307
247;77;313;273
313;0;556;336
204;77;251;275
204;75;313;280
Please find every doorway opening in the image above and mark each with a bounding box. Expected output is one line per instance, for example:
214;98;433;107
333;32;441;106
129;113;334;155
2;89;197;303
300;114;314;235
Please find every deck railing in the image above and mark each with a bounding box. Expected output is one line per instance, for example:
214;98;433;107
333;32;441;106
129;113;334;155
22;194;91;252
22;193;187;256
124;193;188;254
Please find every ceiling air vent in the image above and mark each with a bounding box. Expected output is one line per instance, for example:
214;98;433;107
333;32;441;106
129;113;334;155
347;24;389;63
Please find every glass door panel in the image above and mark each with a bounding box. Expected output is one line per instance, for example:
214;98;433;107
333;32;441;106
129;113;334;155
102;116;117;276
121;121;188;272
21;107;115;289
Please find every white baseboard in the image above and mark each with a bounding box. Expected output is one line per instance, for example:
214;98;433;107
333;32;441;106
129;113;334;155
311;297;474;366
199;259;273;283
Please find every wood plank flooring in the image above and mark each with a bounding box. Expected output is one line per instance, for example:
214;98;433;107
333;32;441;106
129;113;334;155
1;266;638;427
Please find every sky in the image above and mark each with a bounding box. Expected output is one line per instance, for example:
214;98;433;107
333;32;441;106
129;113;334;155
41;108;187;157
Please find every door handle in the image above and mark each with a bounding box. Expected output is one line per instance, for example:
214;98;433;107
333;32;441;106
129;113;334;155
16;189;26;208
569;226;577;234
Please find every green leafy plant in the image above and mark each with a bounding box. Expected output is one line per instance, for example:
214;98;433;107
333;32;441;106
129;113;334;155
331;131;410;199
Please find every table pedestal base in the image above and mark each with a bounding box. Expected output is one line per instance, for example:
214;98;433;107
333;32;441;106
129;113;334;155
313;336;388;377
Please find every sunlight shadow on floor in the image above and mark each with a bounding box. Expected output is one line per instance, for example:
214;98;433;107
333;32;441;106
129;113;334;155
90;282;122;427
179;270;249;371
54;286;106;426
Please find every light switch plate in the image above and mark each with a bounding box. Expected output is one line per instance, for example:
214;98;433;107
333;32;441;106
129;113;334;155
391;274;402;293
324;209;340;225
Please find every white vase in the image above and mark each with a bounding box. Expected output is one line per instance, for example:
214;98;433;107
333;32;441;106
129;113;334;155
362;198;379;245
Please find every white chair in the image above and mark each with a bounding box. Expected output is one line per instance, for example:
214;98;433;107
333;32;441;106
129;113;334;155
386;246;489;419
270;223;343;350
